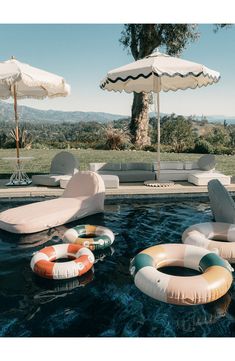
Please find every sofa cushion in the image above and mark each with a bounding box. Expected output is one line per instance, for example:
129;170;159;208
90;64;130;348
184;161;200;170
118;170;155;182
158;170;189;181
198;154;216;171
97;170;155;182
89;163;121;172
153;161;184;170
121;162;153;171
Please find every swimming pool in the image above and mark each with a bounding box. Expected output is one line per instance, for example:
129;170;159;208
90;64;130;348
0;199;234;337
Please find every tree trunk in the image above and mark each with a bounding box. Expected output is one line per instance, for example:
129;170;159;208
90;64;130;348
130;92;150;148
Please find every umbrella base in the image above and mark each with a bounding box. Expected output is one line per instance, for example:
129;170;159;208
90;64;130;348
2;156;33;186
144;180;174;187
6;180;32;186
6;169;32;187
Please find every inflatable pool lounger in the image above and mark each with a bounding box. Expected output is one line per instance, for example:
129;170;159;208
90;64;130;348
0;172;105;234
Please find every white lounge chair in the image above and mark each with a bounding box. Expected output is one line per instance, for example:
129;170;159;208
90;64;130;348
32;151;79;187
0;171;105;234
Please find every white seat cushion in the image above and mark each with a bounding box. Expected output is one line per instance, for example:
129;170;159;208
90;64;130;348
188;171;231;186
60;174;119;189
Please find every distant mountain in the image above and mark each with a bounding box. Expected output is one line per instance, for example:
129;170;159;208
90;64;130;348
1;100;234;125
0;101;127;123
197;115;235;124
149;112;235;124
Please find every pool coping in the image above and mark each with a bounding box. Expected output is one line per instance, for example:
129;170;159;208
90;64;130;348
1;179;235;203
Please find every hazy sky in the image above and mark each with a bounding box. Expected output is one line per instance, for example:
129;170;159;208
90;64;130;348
0;23;235;117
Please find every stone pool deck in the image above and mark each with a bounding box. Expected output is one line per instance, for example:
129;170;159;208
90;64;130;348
1;178;235;201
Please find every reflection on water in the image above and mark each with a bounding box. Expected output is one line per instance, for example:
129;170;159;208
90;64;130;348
0;199;234;337
34;268;95;293
174;294;232;334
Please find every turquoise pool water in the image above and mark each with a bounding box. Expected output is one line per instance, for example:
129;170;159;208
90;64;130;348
0;199;234;337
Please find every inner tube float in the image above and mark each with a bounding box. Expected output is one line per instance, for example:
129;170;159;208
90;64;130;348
130;243;233;305
63;224;115;251
30;243;94;280
182;222;235;263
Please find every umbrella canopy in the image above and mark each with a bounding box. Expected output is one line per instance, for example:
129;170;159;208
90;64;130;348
0;58;70;99
101;51;220;92
0;62;21;86
101;51;220;182
0;57;70;160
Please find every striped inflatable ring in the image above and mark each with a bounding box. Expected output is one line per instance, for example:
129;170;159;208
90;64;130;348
63;224;115;251
130;243;233;305
182;222;235;263
30;243;95;280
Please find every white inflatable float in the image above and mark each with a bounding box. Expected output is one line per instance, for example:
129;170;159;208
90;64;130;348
130;243;233;305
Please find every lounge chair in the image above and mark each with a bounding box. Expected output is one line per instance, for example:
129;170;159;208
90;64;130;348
0;171;105;234
32;151;79;187
208;179;235;223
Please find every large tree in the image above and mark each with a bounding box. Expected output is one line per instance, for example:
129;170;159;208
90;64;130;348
119;24;199;148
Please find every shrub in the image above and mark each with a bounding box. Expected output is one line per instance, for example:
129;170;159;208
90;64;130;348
213;146;235;155
194;139;214;154
104;126;131;150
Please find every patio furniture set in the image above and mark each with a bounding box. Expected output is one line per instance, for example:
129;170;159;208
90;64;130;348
30;151;231;189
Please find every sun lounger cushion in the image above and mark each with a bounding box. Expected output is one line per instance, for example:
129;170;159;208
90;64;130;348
208;179;235;223
0;171;105;234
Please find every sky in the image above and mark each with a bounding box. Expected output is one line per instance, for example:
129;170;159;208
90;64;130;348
0;23;235;117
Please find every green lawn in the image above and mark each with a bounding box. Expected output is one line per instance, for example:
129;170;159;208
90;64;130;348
0;148;234;177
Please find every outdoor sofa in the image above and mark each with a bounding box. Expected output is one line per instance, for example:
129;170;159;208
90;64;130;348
89;155;231;186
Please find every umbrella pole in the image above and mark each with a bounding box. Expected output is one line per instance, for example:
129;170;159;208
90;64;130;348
154;92;161;181
13;84;20;162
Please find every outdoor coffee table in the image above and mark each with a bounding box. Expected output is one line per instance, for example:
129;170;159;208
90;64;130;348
2;156;34;186
144;171;174;187
144;180;174;187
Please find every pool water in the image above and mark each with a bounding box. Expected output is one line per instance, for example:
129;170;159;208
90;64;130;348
0;199;235;337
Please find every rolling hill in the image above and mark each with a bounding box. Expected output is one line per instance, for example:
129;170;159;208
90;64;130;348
0;100;235;124
0;101;126;123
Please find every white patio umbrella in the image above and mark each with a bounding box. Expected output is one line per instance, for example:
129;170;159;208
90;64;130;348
0;57;70;160
100;51;220;183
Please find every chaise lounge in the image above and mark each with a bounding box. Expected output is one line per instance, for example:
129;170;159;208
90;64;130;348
32;151;79;187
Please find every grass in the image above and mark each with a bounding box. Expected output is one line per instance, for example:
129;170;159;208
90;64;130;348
0;148;234;177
